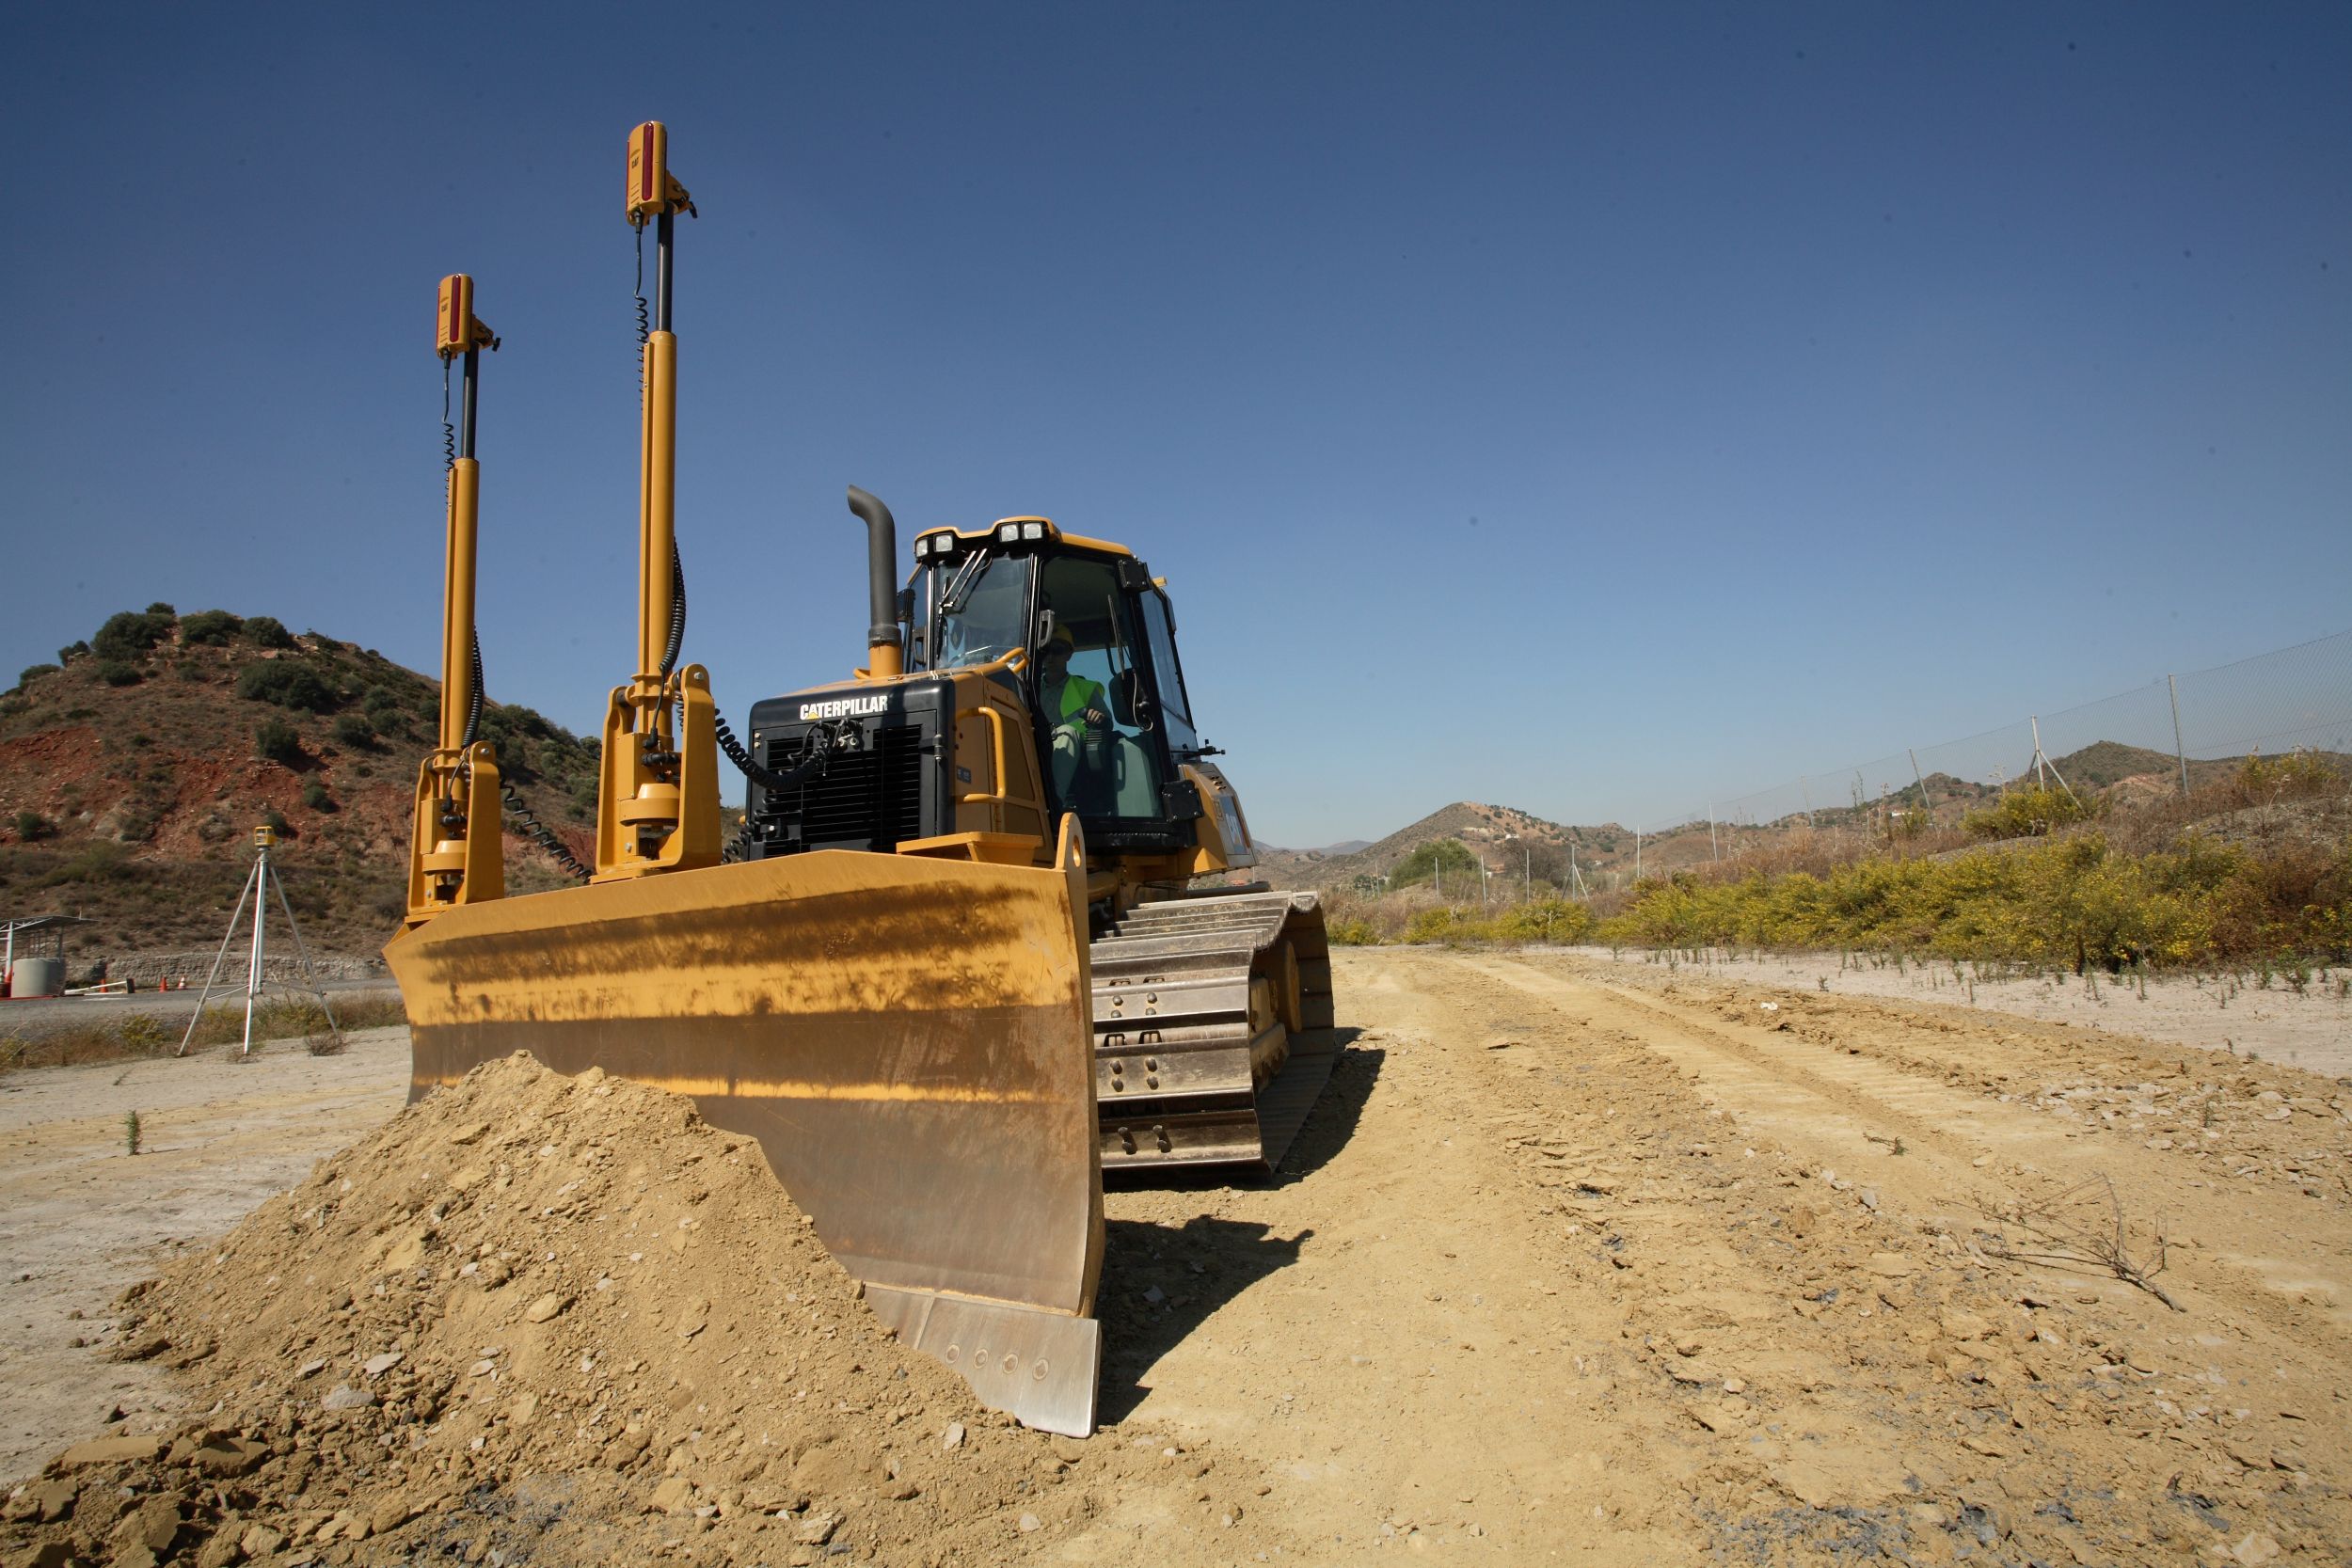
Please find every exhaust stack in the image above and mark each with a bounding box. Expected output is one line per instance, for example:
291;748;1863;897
848;485;902;678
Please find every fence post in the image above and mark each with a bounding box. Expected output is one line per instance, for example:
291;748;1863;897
2168;673;2189;799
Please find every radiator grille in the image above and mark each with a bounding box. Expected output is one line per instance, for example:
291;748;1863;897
765;724;924;850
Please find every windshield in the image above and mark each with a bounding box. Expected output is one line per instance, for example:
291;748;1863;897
918;553;1033;670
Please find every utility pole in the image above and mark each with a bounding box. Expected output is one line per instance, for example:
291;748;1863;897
1708;808;1719;863
2168;674;2189;799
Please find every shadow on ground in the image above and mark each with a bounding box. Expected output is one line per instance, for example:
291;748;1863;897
1096;1212;1312;1424
1094;1037;1383;1423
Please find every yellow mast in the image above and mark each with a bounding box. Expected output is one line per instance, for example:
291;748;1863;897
403;276;504;926
595;121;721;879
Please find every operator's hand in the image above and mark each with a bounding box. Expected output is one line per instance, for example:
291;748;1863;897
1080;705;1108;727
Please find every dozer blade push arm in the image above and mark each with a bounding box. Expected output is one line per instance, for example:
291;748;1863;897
404;276;504;927
596;121;720;880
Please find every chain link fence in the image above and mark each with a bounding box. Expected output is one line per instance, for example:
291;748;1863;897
1637;627;2352;845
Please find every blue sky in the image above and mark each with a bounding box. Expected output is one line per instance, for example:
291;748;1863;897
5;3;2346;847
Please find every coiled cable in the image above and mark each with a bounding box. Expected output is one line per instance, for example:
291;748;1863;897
662;542;687;678
715;712;829;796
633;225;651;391
441;358;456;473
501;776;595;883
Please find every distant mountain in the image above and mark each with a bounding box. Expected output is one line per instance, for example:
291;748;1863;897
1254;801;1634;891
2044;741;2239;794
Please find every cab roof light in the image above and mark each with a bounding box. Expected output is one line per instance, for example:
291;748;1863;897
990;518;1057;546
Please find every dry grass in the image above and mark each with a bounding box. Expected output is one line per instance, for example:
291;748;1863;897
1971;1174;2180;1311
0;990;407;1071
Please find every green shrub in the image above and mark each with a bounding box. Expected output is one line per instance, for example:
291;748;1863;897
1327;916;1382;945
1594;830;2346;972
144;602;175;617
237;661;336;712
1490;897;1594;944
332;712;377;750
1404;906;1504;944
1963;784;2095;841
179;610;242;645
97;661;143;688
12;811;55;841
301;778;335;811
254;718;303;765
17;663;59;688
91;609;175;661
56;640;89;663
243;615;296;650
261;806;292;836
2233;750;2341;804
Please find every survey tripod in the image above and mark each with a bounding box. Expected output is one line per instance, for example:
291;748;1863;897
176;826;343;1057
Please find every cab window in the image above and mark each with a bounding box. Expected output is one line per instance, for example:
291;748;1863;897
1136;590;1200;758
1036;556;1167;818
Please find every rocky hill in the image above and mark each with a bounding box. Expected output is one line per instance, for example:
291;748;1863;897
1;606;598;967
1254;741;2335;897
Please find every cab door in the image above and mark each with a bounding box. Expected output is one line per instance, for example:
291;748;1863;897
1032;553;1186;845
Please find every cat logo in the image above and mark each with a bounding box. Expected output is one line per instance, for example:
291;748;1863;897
799;695;889;721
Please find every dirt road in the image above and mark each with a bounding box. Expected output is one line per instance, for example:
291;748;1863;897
6;952;2348;1563
1098;949;2350;1562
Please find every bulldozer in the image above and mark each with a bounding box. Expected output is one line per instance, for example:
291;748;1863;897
384;124;1333;1439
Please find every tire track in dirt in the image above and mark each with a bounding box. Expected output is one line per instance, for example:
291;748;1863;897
1390;950;2352;1564
1471;956;2352;1340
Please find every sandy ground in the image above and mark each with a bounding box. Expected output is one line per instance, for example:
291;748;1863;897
0;1028;411;1479
1568;945;2352;1079
7;954;2351;1563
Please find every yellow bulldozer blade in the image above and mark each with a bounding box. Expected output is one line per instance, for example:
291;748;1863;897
383;830;1104;1435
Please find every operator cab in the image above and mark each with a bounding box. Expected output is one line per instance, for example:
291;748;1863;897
743;518;1212;862
908;520;1209;851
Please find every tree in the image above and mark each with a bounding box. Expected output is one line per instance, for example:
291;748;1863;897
243;615;296;650
1390;838;1479;889
180;610;243;645
91;609;176;661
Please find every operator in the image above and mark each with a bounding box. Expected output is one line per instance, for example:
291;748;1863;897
1037;624;1114;813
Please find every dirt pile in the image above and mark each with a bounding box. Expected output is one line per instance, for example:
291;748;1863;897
0;1054;1135;1566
